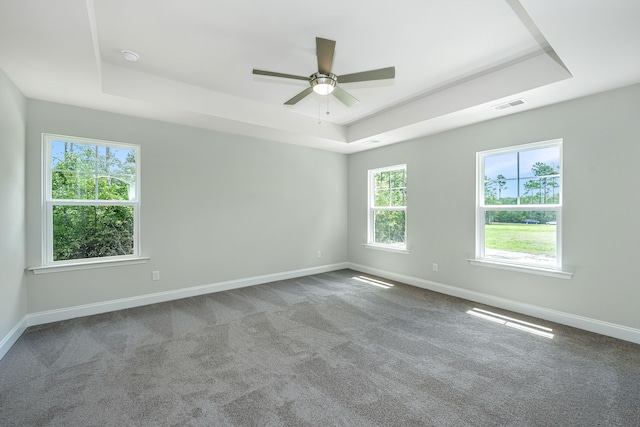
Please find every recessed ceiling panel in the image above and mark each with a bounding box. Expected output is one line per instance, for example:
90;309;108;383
2;0;638;154
94;0;545;125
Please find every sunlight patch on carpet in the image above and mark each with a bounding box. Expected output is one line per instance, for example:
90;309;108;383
352;276;395;289
467;307;554;339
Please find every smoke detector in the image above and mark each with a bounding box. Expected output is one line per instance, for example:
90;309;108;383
121;50;140;62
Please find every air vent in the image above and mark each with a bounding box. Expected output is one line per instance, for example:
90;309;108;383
493;99;526;111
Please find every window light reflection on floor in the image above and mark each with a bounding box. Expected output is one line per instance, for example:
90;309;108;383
352;276;395;289
467;307;554;339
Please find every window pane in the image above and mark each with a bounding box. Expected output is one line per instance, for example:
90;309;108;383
51;140;67;170
375;171;390;190
51;171;96;200
519;146;560;179
374;210;406;247
484;210;557;267
51;140;98;200
520;176;560;205
52;205;134;261
374;168;406;208
484;147;560;205
375;189;390;207
484;152;517;180
51;142;137;201
390;188;406;206
97;146;137;176
97;176;136;201
51;140;96;172
484;152;517;204
390;169;406;188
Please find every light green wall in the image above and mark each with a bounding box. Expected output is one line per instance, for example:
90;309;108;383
349;83;640;330
25;100;348;312
0;69;27;340
3;71;639;342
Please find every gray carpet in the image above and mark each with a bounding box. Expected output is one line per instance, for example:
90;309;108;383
1;270;639;426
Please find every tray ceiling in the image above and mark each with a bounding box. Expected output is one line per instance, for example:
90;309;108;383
1;0;639;152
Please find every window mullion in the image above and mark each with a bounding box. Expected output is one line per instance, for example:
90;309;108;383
50;199;136;207
516;151;521;204
482;204;561;211
373;206;406;211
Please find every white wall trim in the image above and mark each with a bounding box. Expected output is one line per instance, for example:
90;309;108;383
26;263;349;327
468;259;573;279
362;244;411;254
28;257;150;275
0;316;28;361
348;262;640;345
5;260;636;363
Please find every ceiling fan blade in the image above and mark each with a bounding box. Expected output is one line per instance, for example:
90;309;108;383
332;86;359;107
338;66;396;84
253;69;309;81
316;37;336;75
284;87;314;105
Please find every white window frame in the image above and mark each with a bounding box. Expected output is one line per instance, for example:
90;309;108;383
473;139;571;278
40;133;142;269
366;164;408;252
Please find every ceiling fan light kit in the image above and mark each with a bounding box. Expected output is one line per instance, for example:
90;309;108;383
253;37;395;107
311;73;337;95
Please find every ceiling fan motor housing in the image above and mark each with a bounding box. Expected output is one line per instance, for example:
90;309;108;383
310;72;337;95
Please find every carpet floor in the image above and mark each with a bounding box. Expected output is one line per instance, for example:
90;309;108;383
1;269;639;426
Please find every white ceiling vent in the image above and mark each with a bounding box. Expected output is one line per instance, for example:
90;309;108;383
493;99;526;111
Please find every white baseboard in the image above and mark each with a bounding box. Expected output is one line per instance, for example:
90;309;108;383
348;262;640;345
0;316;28;360
4;260;636;364
27;262;350;327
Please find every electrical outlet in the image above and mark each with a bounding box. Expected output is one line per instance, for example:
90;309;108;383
432;263;438;272
317;251;322;258
152;271;160;281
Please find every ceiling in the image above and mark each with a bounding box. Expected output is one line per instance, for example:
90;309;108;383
1;0;639;153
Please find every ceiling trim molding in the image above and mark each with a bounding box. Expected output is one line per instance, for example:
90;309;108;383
347;50;572;143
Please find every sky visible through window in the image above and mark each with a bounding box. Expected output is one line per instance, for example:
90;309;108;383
51;140;134;171
484;146;560;201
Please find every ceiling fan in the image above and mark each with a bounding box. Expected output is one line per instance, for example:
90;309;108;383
253;37;395;107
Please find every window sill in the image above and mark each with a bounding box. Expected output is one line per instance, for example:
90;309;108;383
467;259;572;279
363;244;411;254
28;257;150;275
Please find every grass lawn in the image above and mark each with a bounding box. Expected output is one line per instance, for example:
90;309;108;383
485;223;556;256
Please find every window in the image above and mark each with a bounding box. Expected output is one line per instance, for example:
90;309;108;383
476;139;562;270
43;134;140;265
368;164;407;250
